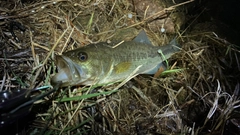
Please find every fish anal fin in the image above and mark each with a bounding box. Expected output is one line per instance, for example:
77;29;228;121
143;62;167;74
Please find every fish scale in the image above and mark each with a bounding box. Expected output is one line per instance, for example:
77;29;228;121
51;30;180;87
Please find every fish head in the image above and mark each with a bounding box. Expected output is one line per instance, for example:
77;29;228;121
51;46;103;87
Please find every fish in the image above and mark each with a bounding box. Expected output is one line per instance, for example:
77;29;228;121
51;30;180;87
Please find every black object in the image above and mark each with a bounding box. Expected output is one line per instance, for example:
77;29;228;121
0;89;32;126
0;82;61;127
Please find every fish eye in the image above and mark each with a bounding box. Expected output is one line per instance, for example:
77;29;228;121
78;52;88;62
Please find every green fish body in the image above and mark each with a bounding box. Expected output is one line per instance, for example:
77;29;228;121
51;31;180;87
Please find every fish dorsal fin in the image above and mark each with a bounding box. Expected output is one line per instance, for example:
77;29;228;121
169;37;178;46
133;30;152;45
169;37;181;51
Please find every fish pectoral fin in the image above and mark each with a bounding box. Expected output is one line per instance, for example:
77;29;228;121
143;62;167;74
114;62;132;74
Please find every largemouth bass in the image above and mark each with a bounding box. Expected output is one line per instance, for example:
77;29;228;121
51;30;180;87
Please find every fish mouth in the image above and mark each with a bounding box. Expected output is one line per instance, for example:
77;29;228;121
51;55;85;87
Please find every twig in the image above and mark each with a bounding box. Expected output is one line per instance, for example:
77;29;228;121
125;0;194;29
